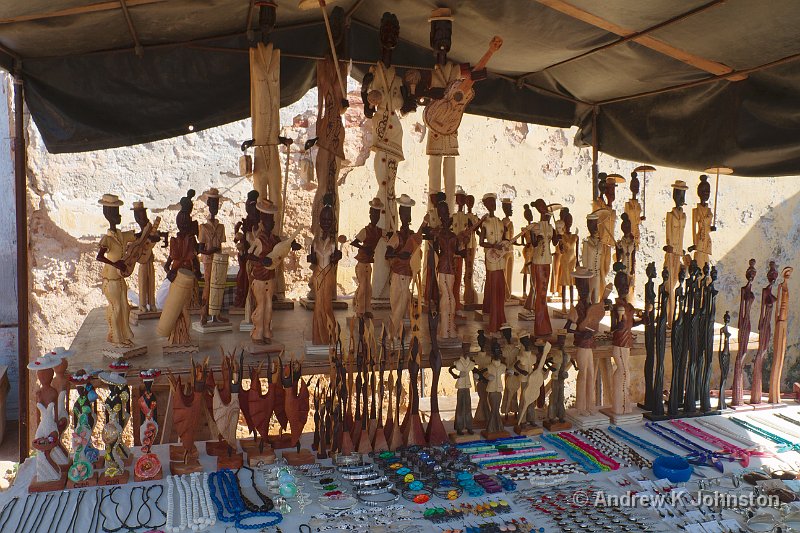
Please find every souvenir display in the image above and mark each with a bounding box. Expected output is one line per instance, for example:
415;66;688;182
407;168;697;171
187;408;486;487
732;258;757;406
135;368;163;481
98;371;132;485
351;198;385;318
769;266;793;404
501;198;515;299
96;193;147;358
308;194;342;345
751;261;779;405
556;208;578;312
167;361;206;474
362;11;413;299
480;193;508;333
196;187;231;331
158;189;201;356
28;353;68;492
664;179;688;327
690;174;714;267
581;212;604;303
131;201;166;319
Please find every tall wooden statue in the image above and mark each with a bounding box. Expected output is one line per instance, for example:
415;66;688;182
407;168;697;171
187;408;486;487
309;195;341;346
641;263;657;411
362;12;414;300
683;261;703;414
558;209;578;312
652;266;670;417
351;198;385;318
616;213;636;303
451;186;469;315
592;174;622;287
667;266;687;417
519;204;535;303
690;174;714;268
501;198;515;299
751;261;778;405
664;180;688;327
131;201;165;318
235;190;260;326
565;267;601;419
582;212;603;303
158;190;201;355
463;195;480;307
608;262;641;417
480;193;508;333
551;208;566;298
700;265;718;412
97;194;146;358
525;199;558;336
626;170;645;247
197;188;231;330
386;194;425;341
718;311;732;411
769;266;793;404
433;200;464;342
731;259;757;407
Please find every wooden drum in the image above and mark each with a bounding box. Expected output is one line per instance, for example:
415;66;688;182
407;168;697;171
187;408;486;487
208;253;229;316
157;269;195;337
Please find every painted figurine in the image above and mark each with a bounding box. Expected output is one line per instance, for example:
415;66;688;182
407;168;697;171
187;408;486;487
558;209;578;312
132;201;165;314
449;351;475;435
99;371;131;481
769;266;793;404
234;190;259;317
565;267;602;416
386;194;425;341
582;212;604;303
718;311;732;411
664;180;688;327
351;198;385;318
499;324;520;421
463;194;481;306
308;195;341;345
68;370;99;485
616;213;636;303
689;174;714;268
732;260;757;406
483;340;508;437
198;188;229;326
610;262;641;415
501;198;515;299
625;171;644;246
96;194;136;348
750;261;779;405
480;193;508;333
135;369;162;481
29;354;68;488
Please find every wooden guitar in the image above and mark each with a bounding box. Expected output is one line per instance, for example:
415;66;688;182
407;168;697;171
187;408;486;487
121;216;161;278
423;36;503;136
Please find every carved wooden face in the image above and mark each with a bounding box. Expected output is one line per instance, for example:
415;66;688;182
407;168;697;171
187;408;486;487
746;261;757;282
662;267;669;282
621;216;631;236
604;180;616;204
399;205;412;226
103;206;122;227
261;212;276;234
207;196;220;217
483;197;496;213
587;218;598;235
698;176;711;203
768;261;779;283
646;262;657;279
437;201;451;228
319;207;333;235
429;19;452;56
176;210;193;234
455;193;466;208
369;207;381;226
466;195;475;210
502;202;513;217
630;174;640;196
673;188;686;208
614;270;629;298
380;12;399;50
523;206;533;223
576;277;590;300
133;208;149;228
563;212;573;233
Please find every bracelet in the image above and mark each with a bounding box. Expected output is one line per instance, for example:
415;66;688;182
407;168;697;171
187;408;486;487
432;485;463;500
340;468;379;481
298;464;334;477
353;475;389;487
356;482;395;496
357;489;400;507
333;453;364;466
338;463;375;474
401;488;433;503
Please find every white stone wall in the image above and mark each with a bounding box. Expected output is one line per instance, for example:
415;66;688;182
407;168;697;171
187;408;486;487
16;73;800;406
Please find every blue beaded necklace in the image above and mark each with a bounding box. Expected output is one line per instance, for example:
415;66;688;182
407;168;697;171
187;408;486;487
606;425;675;459
645;422;732;472
541;434;600;474
209;469;283;528
729;417;799;453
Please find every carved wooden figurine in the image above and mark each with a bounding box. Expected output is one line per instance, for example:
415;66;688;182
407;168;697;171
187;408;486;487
386;194;424;341
731;259;757;406
50;347;73;464
135;369;162;481
526;199;559;336
565;267;602;418
351;198;385;318
664;180;688;327
683;261;703;414
501;198;515;299
516;338;549;435
689;174;714;268
499;324;520;421
480;193;508;333
211;353;244;468
592;173;622;286
700;265;718;412
616;213;636;303
168;361;206;474
750;261;779;405
609;262;642;416
544;330;572;430
551;208;566;298
235;190;260;322
449;349;475;437
131;201;166;317
99;371;132;484
451;186;470;315
433;200;465;341
197;188;230;329
463;195;481;307
769;267;793;404
97;194;145;358
28;354;68;491
471;330;491;429
483;339;510;439
641;263;657;411
625;171;645;247
558;209;578;312
582;212;604;303
718;311;732;411
158;190;201;355
667;267;688;416
651;266;670;417
519;204;535;303
309;195;342;345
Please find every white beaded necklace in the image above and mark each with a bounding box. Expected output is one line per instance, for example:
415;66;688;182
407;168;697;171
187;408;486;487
165;475;179;533
203;472;216;527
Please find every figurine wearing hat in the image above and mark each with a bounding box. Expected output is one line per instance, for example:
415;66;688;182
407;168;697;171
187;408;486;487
198;188;229;327
564;267;603;418
609;261;643;416
432;198;465;340
625;170;646;246
582;211;604;304
132;201;166;316
386;194;426;340
463;194;481;306
248;198;301;344
97;194;138;350
29;353;70;488
500;198;515;299
308;194;340;345
664;180;688;326
524;199;559;337
351;197;386;318
616;213;637;303
235;190;260;324
689;174;714;268
498;324;520;421
480;193;508;333
592;173;624;287
450;186;470;314
557;208;579;312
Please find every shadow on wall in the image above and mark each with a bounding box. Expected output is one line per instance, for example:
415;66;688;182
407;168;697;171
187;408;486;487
713;187;800;395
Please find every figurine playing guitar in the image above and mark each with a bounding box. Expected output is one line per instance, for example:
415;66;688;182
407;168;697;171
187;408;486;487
423;36;503;136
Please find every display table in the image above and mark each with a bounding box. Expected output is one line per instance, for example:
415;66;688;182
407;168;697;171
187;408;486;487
3;412;799;532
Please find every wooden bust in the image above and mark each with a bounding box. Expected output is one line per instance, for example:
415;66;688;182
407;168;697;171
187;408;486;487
689;175;714;268
351;198;385;318
731;259;756;406
769;266;793;404
308;195;341;345
158;190;201;353
750;261;779;405
134;369;162;481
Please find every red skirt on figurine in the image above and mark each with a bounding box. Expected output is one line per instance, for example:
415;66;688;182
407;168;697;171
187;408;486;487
483;269;507;333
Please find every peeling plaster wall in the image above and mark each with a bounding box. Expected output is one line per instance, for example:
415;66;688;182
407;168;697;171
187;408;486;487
17;74;800;406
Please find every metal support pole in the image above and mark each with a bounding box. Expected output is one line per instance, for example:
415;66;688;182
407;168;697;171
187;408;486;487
591;106;599;199
12;67;29;462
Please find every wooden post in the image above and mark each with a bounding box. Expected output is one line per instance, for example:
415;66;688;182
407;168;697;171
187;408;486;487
591;106;599;198
12;67;29;461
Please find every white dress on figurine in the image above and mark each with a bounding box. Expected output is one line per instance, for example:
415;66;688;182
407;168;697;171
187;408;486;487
35;402;62;481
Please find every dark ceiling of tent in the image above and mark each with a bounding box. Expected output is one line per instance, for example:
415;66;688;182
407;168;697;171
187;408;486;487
1;0;799;176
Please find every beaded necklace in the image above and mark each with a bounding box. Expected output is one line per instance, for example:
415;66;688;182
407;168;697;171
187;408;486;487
748;415;800;440
670;419;772;466
557;432;620;471
575;428;651;469
541;433;605;473
728;417;799;452
208;469;283;530
693;417;766;449
645;422;731;471
606;425;675;458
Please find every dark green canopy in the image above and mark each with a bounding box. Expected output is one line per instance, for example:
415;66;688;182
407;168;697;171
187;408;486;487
3;0;800;176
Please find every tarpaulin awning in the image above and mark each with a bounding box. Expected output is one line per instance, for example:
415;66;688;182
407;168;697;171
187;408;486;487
2;0;800;176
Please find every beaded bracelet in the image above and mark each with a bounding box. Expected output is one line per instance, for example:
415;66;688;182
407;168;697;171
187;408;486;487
401;488;433;504
357;489;401;507
235;511;282;530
